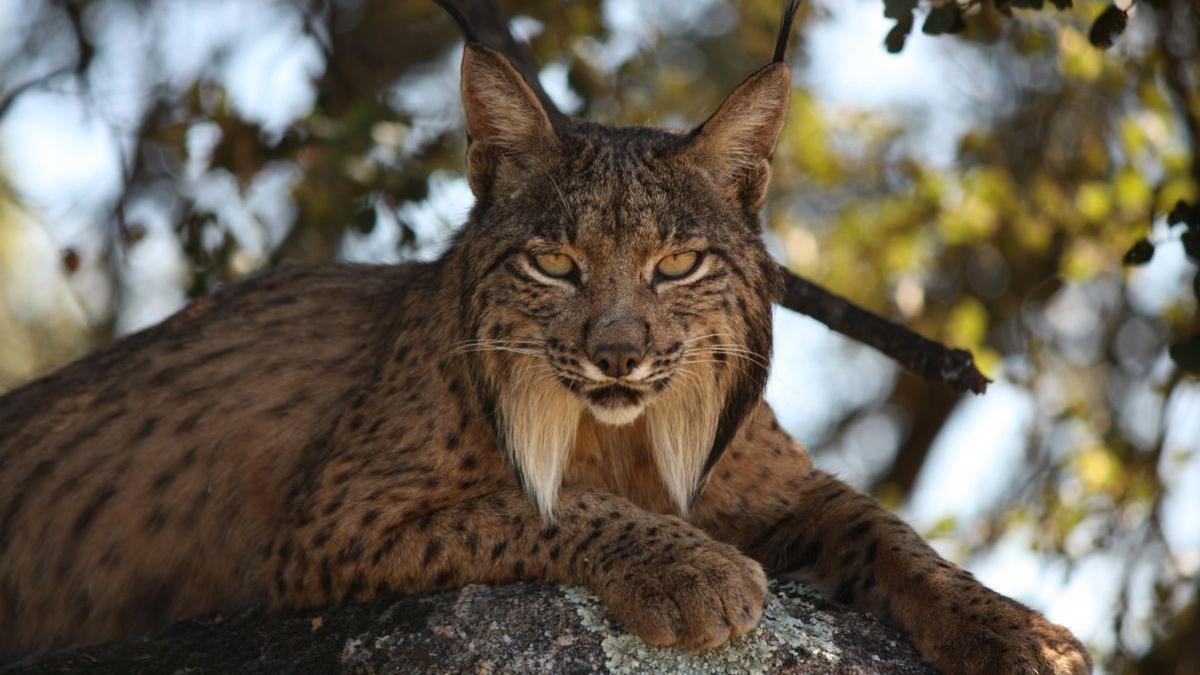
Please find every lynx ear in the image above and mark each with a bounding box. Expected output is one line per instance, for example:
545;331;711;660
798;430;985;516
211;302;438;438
460;43;556;195
686;63;791;212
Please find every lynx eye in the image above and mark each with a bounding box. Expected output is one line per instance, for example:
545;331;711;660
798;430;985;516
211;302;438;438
531;252;576;279
655;251;702;280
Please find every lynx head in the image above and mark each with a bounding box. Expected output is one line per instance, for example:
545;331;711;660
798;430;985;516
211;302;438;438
447;1;799;520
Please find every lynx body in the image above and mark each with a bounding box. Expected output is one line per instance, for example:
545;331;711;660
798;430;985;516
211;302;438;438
0;3;1090;672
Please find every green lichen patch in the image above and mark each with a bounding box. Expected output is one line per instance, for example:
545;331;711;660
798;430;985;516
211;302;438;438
562;579;844;675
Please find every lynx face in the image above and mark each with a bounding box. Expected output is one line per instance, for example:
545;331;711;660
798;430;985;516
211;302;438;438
451;44;789;519
482;131;774;429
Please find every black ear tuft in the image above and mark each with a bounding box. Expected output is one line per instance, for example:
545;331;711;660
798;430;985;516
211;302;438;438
772;0;802;64
432;0;482;44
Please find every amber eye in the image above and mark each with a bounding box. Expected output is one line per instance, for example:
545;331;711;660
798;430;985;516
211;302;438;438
532;252;575;279
655;251;701;280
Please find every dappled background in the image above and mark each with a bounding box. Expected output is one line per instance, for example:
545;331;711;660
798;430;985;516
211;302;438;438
0;0;1197;671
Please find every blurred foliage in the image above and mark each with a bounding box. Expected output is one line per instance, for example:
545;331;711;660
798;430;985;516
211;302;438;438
0;0;1198;671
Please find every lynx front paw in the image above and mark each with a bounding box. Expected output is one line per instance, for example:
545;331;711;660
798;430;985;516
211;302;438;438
928;605;1092;675
599;538;767;650
1000;613;1091;675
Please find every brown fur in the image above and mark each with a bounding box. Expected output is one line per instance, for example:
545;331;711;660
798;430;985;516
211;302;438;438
0;13;1090;674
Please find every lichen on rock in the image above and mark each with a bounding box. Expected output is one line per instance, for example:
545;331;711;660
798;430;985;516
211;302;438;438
7;579;936;674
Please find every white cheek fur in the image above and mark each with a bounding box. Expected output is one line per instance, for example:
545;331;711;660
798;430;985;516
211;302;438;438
588;403;645;427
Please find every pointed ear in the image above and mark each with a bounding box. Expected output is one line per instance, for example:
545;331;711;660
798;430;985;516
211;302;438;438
460;43;556;196
685;63;791;212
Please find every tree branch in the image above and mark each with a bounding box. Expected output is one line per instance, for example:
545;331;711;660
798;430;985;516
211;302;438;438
869;374;962;497
1157;0;1200;187
0;65;74;119
780;269;990;394
0;1;94;120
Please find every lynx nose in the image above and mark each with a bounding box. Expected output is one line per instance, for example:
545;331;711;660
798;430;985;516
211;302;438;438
590;343;643;379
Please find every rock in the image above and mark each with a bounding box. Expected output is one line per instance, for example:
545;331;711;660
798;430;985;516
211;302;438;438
6;579;935;674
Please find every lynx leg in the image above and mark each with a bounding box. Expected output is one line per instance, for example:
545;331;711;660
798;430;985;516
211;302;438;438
693;407;1092;674
267;486;766;650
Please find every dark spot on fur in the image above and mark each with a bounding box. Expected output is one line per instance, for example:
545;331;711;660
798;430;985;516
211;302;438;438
73;485;117;537
146;508;168;533
422;540;442;566
133;418;159;441
490;541;509;561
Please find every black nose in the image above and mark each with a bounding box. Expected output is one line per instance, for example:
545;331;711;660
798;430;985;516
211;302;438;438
590;343;644;379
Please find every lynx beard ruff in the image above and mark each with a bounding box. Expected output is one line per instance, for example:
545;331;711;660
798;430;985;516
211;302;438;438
645;365;721;518
500;357;723;521
499;363;585;522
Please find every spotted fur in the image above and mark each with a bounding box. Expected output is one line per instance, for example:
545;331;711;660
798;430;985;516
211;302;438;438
0;3;1090;672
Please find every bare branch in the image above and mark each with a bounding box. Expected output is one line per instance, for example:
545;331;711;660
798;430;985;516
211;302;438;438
0;1;93;120
0;65;74;119
1156;0;1200;186
779;268;991;394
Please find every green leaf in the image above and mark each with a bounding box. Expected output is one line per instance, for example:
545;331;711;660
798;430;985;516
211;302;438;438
1123;238;1155;265
1183;228;1200;262
1088;5;1128;49
885;13;914;53
1169;335;1200;374
883;0;917;19
1167;199;1200;228
923;4;966;35
351;202;376;234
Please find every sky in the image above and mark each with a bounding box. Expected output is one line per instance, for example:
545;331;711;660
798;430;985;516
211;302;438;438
1;0;1198;665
